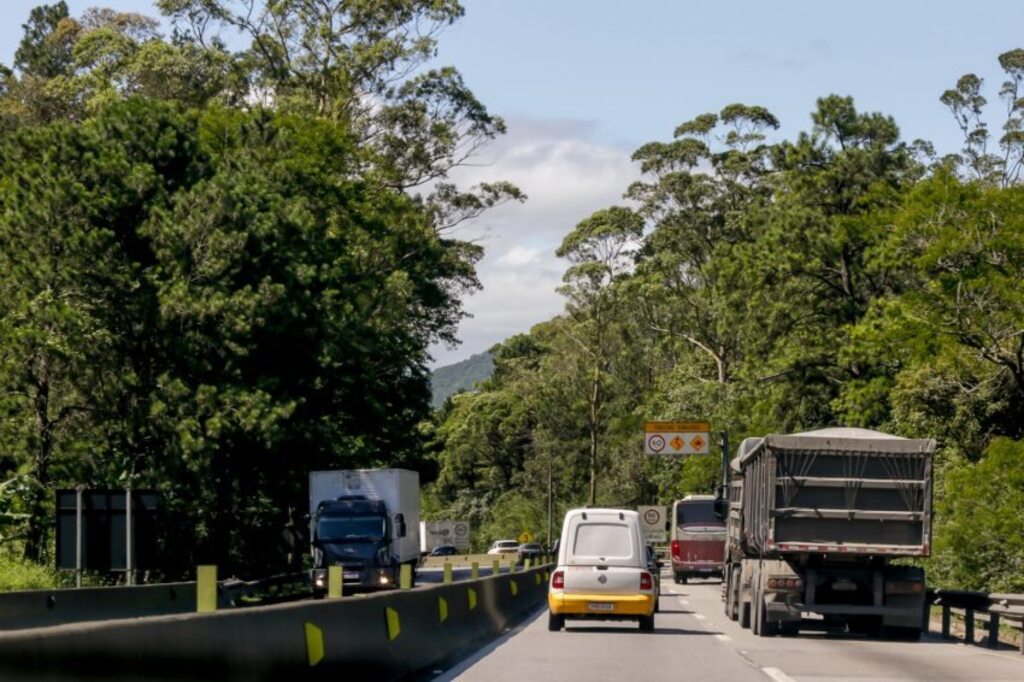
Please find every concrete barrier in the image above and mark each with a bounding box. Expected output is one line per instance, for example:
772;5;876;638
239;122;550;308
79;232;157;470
0;566;550;681
420;553;516;569
0;582;205;631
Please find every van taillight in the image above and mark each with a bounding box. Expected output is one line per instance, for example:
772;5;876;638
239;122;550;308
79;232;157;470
671;540;681;559
640;571;653;590
552;570;564;589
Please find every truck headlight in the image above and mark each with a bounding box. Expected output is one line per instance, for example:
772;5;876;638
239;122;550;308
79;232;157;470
379;575;390;585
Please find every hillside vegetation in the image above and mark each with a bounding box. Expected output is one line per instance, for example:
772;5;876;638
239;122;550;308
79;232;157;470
426;54;1024;593
430;352;495;408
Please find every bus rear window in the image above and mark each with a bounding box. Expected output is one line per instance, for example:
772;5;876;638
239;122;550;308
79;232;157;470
676;501;718;525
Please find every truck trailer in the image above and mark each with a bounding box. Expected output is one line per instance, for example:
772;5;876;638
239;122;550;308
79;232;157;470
720;428;934;639
309;469;420;593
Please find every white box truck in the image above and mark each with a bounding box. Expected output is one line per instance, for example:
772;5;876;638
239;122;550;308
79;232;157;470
309;469;420;592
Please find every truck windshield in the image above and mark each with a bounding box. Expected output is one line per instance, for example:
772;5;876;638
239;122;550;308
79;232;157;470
676;501;720;525
317;516;386;541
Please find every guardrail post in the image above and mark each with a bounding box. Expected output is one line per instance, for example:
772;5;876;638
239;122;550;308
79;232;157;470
942;604;951;638
197;565;217;613
399;564;412;590
328;566;343;599
443;562;453;584
965;608;974;644
471;562;479;580
987;612;1000;649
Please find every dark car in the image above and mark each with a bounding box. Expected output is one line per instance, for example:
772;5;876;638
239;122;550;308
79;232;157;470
518;542;544;563
429;545;458;556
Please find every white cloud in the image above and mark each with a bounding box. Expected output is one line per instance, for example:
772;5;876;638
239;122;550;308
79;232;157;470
428;118;641;367
496;245;542;267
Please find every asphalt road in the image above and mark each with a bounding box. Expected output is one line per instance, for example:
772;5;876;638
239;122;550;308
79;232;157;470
435;576;1024;682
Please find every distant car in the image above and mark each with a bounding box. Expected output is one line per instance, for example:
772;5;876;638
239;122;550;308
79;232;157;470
518;543;543;562
429;545;458;556
487;540;520;555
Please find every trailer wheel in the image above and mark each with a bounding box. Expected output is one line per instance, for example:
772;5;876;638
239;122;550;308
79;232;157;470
756;595;778;637
739;599;751;629
728;568;740;621
882;626;921;641
779;620;800;637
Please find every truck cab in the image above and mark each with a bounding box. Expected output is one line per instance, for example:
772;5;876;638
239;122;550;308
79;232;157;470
311;496;407;591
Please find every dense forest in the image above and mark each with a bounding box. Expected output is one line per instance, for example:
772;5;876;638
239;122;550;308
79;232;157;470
0;2;1020;595
0;0;520;581
426;58;1024;593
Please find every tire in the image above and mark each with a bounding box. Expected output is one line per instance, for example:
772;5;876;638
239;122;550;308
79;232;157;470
779;620;800;637
639;614;655;632
882;626;922;641
548;612;564;632
740;599;751;629
654;593;660;613
756;594;777;637
679;575;688;584
728;568;740;621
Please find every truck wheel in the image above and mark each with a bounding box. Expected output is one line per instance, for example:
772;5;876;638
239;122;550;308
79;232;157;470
739;599;751;629
779;620;800;637
728;568;740;621
639;614;655;633
548;612;564;631
756;596;778;637
678;575;688;584
882;626;921;641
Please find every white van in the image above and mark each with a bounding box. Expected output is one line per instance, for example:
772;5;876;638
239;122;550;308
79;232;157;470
547;508;657;632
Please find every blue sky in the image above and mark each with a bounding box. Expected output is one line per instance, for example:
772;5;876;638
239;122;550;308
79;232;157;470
4;1;1024;365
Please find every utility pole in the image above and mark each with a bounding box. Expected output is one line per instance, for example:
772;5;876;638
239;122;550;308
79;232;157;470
720;430;730;489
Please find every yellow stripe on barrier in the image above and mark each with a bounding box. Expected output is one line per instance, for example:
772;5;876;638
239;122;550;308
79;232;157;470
471;562;479;580
468;588;477;610
196;565;217;613
386;607;401;641
304;622;324;666
510;580;518;597
400;564;412;590
328;566;342;599
438;597;448;623
535;572;541;585
443;562;453;584
492;560;500;575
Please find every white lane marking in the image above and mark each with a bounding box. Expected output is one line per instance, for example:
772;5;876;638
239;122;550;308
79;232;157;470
715;634;731;641
676;597;690;605
694;613;706;620
761;667;797;682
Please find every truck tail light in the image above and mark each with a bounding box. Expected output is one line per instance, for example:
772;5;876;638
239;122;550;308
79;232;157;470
885;580;923;595
640;571;653;591
671;540;681;560
767;576;801;591
552;570;564;589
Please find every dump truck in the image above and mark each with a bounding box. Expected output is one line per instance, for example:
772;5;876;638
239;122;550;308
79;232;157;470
719;427;934;639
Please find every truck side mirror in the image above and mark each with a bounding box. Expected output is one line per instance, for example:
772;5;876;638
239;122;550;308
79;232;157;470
713;495;729;521
395;513;407;538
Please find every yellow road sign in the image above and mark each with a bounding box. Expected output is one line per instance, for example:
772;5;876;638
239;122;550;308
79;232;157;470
518;531;533;543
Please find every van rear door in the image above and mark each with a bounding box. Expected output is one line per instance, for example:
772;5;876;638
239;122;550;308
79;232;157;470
562;515;643;595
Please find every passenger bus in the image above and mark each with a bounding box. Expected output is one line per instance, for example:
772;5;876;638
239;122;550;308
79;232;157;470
670;494;726;584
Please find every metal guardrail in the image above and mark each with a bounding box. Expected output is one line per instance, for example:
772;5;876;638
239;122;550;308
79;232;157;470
930;589;1024;654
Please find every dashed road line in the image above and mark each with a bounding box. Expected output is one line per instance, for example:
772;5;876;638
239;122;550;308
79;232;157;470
761;667;797;682
694;613;706;620
715;634;731;641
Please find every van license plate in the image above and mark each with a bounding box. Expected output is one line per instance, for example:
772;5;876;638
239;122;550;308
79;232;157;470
588;602;614;611
343;572;360;580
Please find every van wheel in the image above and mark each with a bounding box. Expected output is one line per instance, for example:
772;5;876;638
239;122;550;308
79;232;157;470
548;612;564;632
639;615;655;633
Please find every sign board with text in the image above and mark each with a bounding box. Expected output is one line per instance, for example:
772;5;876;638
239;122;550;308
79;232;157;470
638;505;668;543
644;421;711;455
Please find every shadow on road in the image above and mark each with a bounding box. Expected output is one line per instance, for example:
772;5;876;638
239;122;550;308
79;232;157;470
564;626;718;636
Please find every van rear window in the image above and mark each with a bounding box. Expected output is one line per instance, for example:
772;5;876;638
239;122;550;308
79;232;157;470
572;523;632;558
